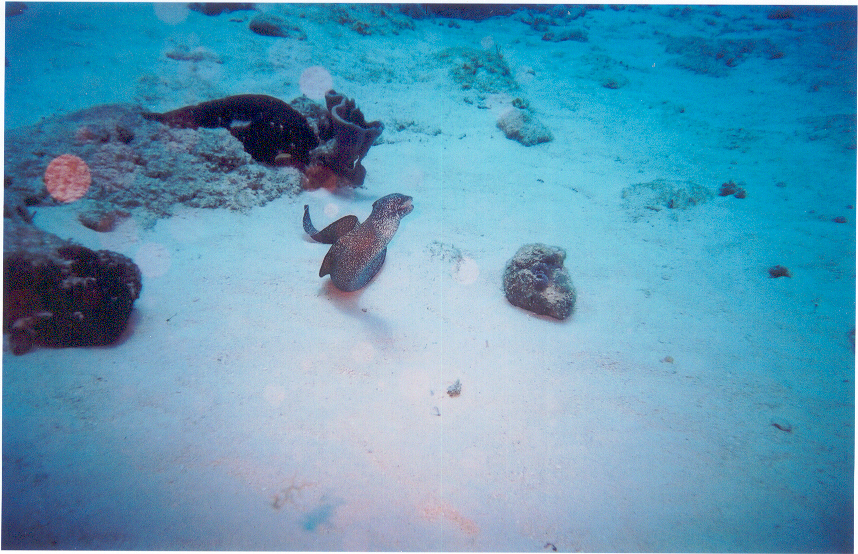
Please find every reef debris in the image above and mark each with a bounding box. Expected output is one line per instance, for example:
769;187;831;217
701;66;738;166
768;265;791;278
622;179;713;221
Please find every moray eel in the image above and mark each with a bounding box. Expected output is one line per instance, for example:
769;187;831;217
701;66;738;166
303;194;413;292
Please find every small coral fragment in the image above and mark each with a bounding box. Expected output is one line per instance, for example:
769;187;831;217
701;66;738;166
718;180;739;196
78;208;130;232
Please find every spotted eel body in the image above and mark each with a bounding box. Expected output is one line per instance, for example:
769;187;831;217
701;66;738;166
303;194;413;292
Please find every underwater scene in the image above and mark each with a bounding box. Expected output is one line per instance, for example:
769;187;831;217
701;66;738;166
3;2;856;551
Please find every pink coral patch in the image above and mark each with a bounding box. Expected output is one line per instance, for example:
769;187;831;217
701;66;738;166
44;154;91;203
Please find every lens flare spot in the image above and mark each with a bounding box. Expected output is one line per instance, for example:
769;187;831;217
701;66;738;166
44;154;91;203
299;66;333;100
323;203;341;219
263;384;287;407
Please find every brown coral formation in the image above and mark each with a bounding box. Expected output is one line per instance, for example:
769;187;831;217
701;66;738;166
4;218;142;354
718;180;746;198
306;90;385;187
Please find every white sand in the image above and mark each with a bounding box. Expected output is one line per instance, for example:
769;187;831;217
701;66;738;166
3;4;855;551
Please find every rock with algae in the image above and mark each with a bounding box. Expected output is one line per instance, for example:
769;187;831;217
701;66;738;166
503;243;576;320
497;107;553;146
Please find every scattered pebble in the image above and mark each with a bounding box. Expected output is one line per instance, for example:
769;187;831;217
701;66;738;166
767;8;794;20
772;422;792;433
768;265;791;278
249;13;306;39
447;379;462;397
833;216;848;223
661;356;674;363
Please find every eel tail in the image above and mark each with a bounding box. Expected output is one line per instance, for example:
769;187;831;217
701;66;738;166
303;205;320;237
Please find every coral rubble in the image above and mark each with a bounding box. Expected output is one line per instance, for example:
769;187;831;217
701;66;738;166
768;265;791;278
622;179;713;220
439;46;519;93
248;13;306;39
718;180;746;198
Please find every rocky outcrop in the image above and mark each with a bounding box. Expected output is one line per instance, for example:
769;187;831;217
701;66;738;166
4;103;304;222
143;94;318;165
